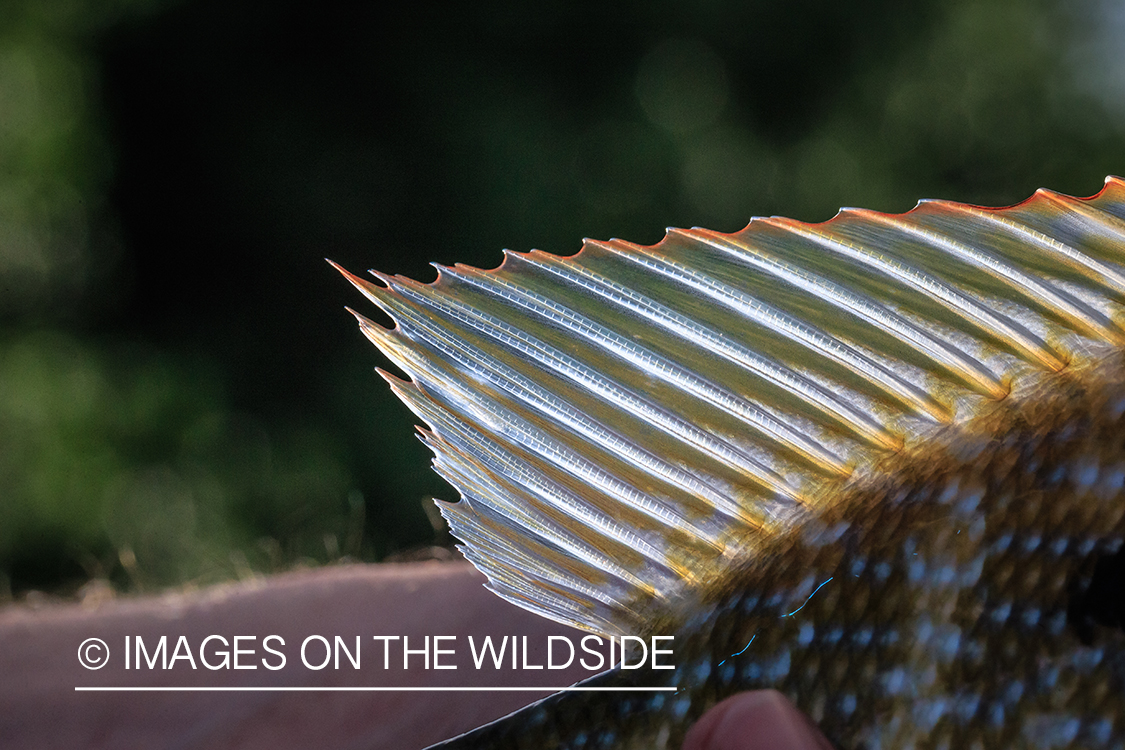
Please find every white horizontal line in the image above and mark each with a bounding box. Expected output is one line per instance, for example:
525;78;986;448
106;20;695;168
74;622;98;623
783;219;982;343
74;686;677;692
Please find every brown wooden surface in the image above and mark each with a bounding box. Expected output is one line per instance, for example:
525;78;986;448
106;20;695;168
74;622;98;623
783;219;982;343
0;562;594;750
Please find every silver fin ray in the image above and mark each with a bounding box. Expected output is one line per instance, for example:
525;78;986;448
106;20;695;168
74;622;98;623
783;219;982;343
335;176;1125;636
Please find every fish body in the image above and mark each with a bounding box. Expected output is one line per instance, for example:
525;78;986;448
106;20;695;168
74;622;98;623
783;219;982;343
337;178;1125;748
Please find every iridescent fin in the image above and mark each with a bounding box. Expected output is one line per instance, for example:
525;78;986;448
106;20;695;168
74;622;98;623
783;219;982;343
333;175;1125;636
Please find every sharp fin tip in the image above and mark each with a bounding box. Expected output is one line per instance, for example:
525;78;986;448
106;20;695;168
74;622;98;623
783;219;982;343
366;268;397;286
373;366;405;384
332;261;396;301
328;260;364;286
346;306;384;330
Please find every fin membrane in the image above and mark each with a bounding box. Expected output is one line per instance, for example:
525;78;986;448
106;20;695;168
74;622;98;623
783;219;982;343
335;176;1125;636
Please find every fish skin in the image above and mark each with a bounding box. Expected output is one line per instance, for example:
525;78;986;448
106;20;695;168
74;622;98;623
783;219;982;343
427;355;1125;749
338;179;1125;748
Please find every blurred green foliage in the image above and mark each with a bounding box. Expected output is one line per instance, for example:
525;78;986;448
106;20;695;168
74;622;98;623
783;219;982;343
0;331;357;595
0;0;366;597
0;0;1122;599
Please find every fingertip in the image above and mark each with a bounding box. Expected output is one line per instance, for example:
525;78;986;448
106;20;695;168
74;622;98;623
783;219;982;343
682;691;833;750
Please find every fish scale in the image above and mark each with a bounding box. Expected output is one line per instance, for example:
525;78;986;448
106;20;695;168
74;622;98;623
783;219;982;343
420;359;1125;749
335;177;1125;748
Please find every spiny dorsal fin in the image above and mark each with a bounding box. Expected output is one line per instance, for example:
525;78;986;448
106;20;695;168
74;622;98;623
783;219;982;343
334;175;1125;636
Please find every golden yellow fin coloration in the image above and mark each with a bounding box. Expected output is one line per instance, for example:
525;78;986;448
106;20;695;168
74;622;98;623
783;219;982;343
336;177;1125;749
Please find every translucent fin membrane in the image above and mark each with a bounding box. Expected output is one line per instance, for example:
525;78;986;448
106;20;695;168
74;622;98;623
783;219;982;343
334;176;1125;635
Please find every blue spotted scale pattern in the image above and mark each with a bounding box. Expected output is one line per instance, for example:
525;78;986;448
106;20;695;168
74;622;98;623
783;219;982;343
336;177;1125;748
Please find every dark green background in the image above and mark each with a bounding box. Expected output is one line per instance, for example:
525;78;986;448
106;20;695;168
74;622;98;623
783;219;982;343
2;0;1123;597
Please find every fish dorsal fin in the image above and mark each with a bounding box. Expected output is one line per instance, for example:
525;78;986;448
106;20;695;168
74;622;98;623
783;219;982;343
334;176;1125;636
